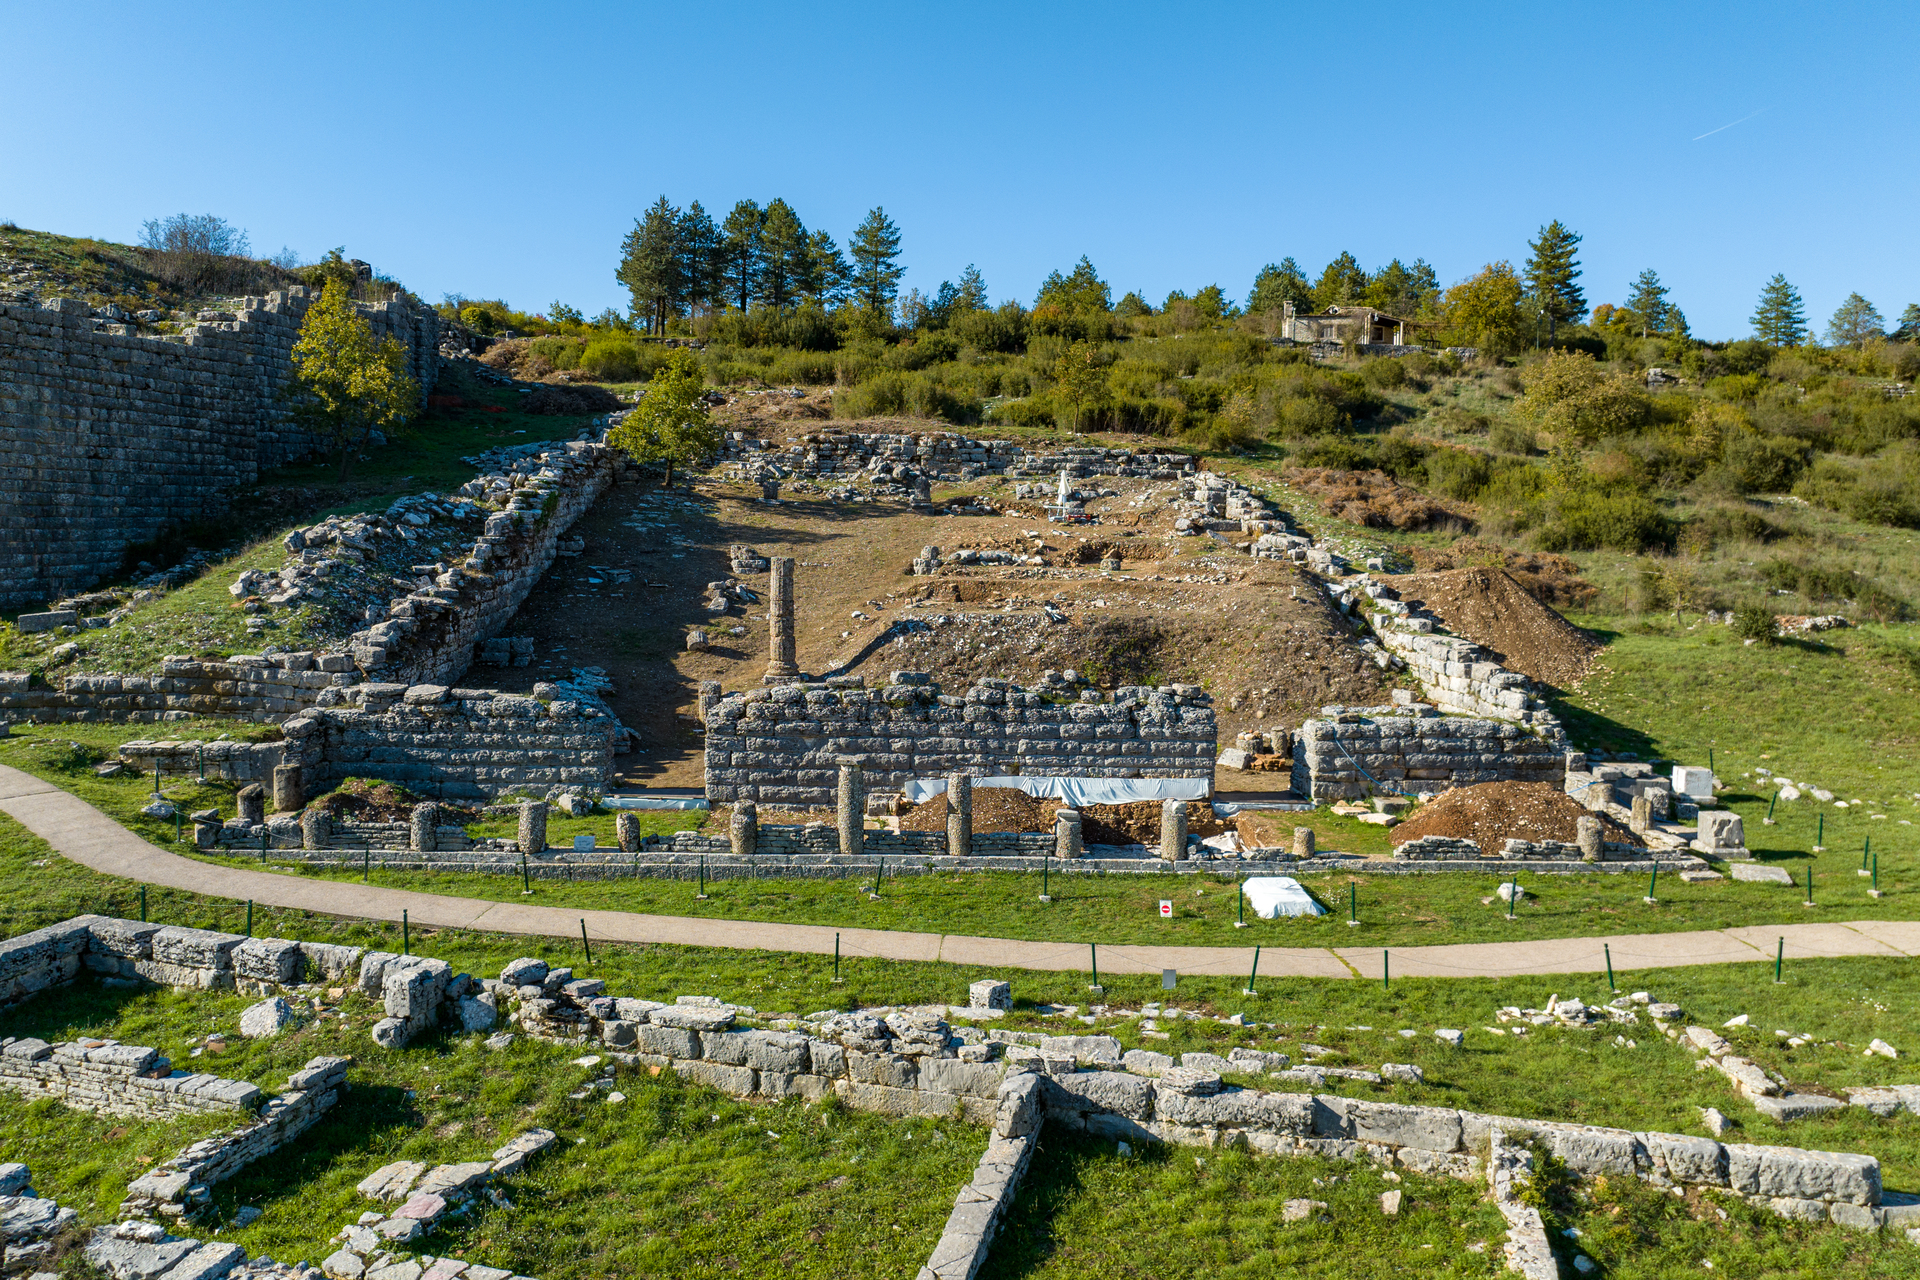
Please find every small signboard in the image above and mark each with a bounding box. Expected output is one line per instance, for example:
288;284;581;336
573;835;595;851
1159;900;1173;918
1161;968;1178;990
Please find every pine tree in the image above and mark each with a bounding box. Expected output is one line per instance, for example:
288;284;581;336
1751;274;1808;346
615;196;684;335
954;264;988;312
1894;303;1920;342
848;206;905;316
1824;292;1885;348
1247;258;1313;313
678;201;720;316
801;229;848;306
1523;221;1585;343
1311;251;1367;310
720;200;763;312
757;199;807;312
1625;269;1670;337
1034;257;1110;313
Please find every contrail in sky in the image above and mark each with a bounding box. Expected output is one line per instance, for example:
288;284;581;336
1693;109;1765;141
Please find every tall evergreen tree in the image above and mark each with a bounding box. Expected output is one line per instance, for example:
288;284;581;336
1311;251;1368;310
678;201;720;316
615;195;684;335
1247;258;1313;313
953;264;988;312
757;199;808;312
1893;303;1920;342
848;207;905;315
1523;220;1585;342
801;229;848;306
1751;274;1808;345
1034;256;1110;312
1824;292;1885;348
719;200;763;312
1625;269;1670;337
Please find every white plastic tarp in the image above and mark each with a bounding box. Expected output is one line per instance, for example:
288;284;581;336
604;796;710;811
901;776;1211;806
1242;877;1326;919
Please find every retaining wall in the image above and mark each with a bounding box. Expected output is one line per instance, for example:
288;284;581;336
705;678;1215;806
724;431;1194;482
0;1037;262;1119
1375;624;1560;727
0;290;439;608
1290;707;1565;801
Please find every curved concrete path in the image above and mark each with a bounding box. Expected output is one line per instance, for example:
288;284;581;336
3;764;1916;979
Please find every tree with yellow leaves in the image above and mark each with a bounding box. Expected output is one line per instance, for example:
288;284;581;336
288;278;418;481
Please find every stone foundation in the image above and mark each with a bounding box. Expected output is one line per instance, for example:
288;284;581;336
1290;706;1565;801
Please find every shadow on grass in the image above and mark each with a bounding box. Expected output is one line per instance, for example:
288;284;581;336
976;1128;1103;1279
0;977;148;1042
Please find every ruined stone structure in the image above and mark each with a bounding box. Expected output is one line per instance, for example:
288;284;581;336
1290;705;1566;801
703;675;1216;806
722;429;1195;482
0;290;439;608
763;555;799;682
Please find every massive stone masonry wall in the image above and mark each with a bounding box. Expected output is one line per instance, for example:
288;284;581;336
705;677;1216;806
1290;706;1566;802
493;958;1898;1233
722;430;1195;482
0;290;439;608
279;682;617;801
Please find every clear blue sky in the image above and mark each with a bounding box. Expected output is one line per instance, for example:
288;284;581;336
3;1;1914;341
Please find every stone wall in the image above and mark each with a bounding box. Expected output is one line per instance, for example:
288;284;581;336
1374;625;1560;727
1290;706;1565;801
723;430;1195;482
0;1036;262;1119
0;654;355;725
0;290;439;608
704;677;1215;806
281;683;617;801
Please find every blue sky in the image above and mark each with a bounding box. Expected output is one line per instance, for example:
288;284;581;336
3;1;1914;340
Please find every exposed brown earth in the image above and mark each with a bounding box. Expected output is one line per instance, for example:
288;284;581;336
1385;566;1602;689
1389;780;1640;852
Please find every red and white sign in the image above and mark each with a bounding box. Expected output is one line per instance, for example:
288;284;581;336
1159;900;1173;918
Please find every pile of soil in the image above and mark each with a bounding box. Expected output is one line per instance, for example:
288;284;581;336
1081;801;1224;845
1386;567;1601;689
1389;781;1639;853
523;383;624;415
316;779;478;825
1403;539;1597;610
1287;467;1473;533
900;787;1059;834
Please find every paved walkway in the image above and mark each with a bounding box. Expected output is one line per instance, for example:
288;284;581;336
3;764;1916;979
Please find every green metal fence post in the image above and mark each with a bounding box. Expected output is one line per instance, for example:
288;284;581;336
833;932;841;983
1775;936;1784;982
1604;943;1615;992
580;919;592;966
402;909;410;956
1245;945;1261;996
1091;942;1099;990
1383;949;1389;991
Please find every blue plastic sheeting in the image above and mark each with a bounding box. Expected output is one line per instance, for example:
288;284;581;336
603;796;710;811
901;775;1210;807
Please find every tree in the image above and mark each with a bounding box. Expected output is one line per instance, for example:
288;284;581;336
1893;303;1920;342
953;264;988;312
606;352;716;487
1311;251;1367;310
1514;349;1649;443
1051;340;1107;430
756;198;807;312
801;229;848;306
720;200;763;312
287;278;418;482
1192;284;1232;319
548;301;584;326
1523;220;1585;343
1034;256;1110;312
1442;261;1526;355
615;196;685;335
1114;291;1153;318
140;212;252;290
1825;292;1885;348
1247;258;1313;313
1625;269;1670;337
1751;274;1808;345
1363;259;1427;315
678;201;721;316
848;206;905;316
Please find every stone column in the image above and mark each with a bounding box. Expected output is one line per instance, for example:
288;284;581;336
272;764;304;813
518;801;548;855
730;801;758;858
1630;793;1652;836
837;758;865;857
946;774;973;857
1291;826;1316;859
237;784;266;827
616;812;642;852
410;803;439;853
1576;815;1603;861
300;808;331;851
698;680;723;725
764;556;799;683
1054;809;1084;859
1581;782;1614;812
1160;799;1188;863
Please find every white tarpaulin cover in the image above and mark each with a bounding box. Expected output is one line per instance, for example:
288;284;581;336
604;796;710;811
901;776;1211;806
1242;877;1326;919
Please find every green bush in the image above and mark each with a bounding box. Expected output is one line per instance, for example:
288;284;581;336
1535;490;1673;553
951;303;1027;354
1720;428;1810;492
527;336;583;372
579;335;642;382
1793;453;1920;528
1760;560;1911;621
1278;396;1347;437
832;370;974;423
767;350;837;385
1423;448;1496;500
1489;420;1537;454
1732;604;1777;643
1360;357;1407;388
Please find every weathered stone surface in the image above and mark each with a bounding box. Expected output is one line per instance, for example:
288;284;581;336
238;997;298;1039
1045;1071;1153;1120
356;1161;426;1203
1726;1143;1881;1206
414;1162;493;1200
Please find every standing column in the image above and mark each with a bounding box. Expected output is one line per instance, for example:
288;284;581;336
1160;799;1188;863
764;556;799;683
946;774;973;858
837;757;865;857
731;801;758;858
1576;815;1603;861
409;803;438;853
518;800;548;855
1054;809;1084;859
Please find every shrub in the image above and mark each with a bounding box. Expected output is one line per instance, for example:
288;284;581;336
1720;428;1810;492
1278;396;1348;437
1535;490;1673;553
1793;453;1920;528
1513;349;1651;443
1360;357;1407;388
1732;604;1777;643
1423;448;1496;500
1489;420;1537;454
579;336;643;382
766;350;837;385
951;303;1028;354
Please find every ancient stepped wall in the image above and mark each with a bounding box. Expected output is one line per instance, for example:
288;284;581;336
0;290;439;608
723;429;1195;481
1290;705;1565;801
704;676;1215;806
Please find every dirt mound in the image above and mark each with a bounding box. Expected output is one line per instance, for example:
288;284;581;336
523;383;624;415
1403;539;1597;610
317;778;478;825
1081;801;1224;845
1389;781;1638;853
900;787;1059;834
1386;566;1600;689
1287;467;1473;533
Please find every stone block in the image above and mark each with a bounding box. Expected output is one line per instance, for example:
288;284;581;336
1726;1143;1879;1206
